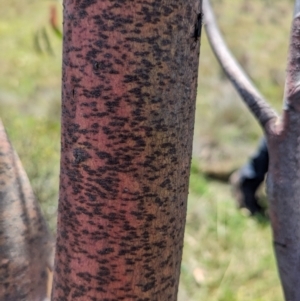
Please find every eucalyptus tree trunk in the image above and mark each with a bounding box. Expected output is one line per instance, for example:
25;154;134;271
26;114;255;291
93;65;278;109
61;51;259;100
203;0;300;299
0;119;54;301
52;1;201;300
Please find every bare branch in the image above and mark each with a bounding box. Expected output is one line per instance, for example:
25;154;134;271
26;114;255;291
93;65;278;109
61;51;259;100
295;0;300;16
202;0;278;130
284;0;300;113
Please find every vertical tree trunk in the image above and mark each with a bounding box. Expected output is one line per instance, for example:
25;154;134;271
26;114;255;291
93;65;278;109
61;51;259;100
52;1;201;300
203;0;300;299
0;120;54;301
267;8;300;299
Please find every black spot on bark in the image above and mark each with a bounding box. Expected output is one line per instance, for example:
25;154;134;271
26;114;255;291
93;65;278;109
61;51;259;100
73;148;91;164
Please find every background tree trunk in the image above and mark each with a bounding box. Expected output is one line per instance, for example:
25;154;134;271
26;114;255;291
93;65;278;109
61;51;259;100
203;0;300;299
52;0;201;300
267;9;300;300
0;119;54;301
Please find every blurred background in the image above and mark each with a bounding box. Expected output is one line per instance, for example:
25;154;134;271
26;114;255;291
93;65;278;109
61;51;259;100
0;0;294;300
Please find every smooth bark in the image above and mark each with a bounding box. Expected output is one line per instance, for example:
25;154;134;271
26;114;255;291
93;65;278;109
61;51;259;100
0;119;54;301
203;0;300;299
203;0;278;129
267;5;300;300
52;0;201;300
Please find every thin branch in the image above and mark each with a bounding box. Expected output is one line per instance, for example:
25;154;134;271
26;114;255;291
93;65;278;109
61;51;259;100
295;0;300;17
202;0;278;130
284;0;300;112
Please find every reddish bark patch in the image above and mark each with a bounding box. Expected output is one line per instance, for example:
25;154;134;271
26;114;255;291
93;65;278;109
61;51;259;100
52;0;201;300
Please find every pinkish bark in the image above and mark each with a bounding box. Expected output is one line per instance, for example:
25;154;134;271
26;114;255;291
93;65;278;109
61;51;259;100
52;0;201;300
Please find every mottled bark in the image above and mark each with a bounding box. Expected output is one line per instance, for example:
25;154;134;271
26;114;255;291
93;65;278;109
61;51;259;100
204;0;300;300
0;119;54;301
52;0;201;300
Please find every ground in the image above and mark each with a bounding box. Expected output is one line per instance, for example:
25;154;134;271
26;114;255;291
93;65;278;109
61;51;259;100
0;0;292;300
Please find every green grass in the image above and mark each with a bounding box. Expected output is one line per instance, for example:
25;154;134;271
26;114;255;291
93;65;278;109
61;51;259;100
0;0;62;230
178;160;283;300
4;113;60;231
0;0;293;299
